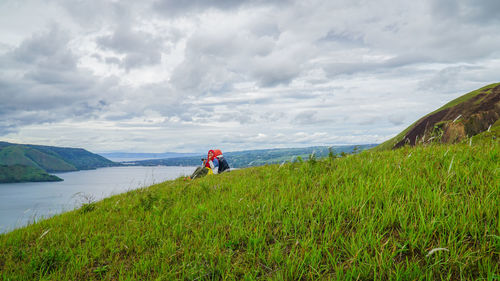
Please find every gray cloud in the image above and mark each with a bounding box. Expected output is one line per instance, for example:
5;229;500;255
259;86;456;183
293;111;318;125
53;0;137;28
418;65;483;94
169;25;283;93
104;56;122;65
168;12;320;92
318;30;365;48
357;116;382;126
96;25;166;70
153;0;291;16
388;114;405;126
0;26;122;133
12;26;76;70
260;111;286;122
219;110;255;124
431;0;500;24
251;54;303;86
1;0;500;151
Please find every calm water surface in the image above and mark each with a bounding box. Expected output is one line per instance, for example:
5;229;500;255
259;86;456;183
0;166;196;233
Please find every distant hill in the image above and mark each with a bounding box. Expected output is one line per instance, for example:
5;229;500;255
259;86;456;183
377;82;500;150
0;164;62;183
0;142;118;183
22;143;118;171
98;152;200;162
123;144;378;168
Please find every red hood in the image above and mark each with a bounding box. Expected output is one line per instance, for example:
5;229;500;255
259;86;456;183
213;149;222;158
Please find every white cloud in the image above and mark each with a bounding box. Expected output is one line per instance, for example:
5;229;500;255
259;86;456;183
1;0;499;152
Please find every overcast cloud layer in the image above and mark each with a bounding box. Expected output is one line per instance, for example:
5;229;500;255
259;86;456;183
1;0;499;153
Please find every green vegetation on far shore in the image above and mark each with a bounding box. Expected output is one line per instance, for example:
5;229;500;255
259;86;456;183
0;164;62;183
0;137;498;280
0;141;119;183
126;144;377;168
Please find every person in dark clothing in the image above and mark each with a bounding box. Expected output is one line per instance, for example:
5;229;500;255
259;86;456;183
216;153;230;173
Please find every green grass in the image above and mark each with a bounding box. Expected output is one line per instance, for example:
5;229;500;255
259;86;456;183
0;145;78;172
0;142;119;182
0;139;499;280
0;165;62;183
23;147;77;172
0;142;117;174
0;146;41;168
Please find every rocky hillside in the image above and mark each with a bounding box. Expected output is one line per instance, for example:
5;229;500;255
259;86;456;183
378;83;500;150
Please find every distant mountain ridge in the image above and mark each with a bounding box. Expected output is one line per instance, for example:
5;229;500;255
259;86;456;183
123;144;378;168
0;142;118;183
99;152;200;162
377;82;500;150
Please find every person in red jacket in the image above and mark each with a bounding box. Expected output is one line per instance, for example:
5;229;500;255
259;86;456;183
188;150;218;179
205;150;219;173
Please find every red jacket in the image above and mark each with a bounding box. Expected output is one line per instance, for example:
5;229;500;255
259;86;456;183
205;150;215;168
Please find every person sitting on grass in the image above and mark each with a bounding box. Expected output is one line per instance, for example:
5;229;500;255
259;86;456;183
213;150;230;173
188;150;219;179
205;150;219;174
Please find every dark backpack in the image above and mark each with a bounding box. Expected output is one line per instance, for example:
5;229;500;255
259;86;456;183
218;157;230;173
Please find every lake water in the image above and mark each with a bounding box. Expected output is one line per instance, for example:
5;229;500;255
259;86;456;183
0;166;196;234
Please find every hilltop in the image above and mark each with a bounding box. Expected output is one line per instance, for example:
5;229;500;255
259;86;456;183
0;142;118;183
377;82;500;150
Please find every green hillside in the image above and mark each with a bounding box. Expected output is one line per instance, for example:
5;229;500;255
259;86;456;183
0;146;41;168
26;144;117;170
377;82;500;150
0;145;78;172
0;142;119;183
0;165;62;183
0;137;498;279
23;147;77;172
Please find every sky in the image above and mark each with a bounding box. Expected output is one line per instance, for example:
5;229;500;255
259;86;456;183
1;0;499;153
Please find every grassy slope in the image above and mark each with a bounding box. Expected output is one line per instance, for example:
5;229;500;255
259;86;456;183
23;148;77;172
376;83;500;151
24;144;117;170
0;142;118;172
0;143;119;182
0;145;76;172
0;146;41;168
0;146;75;183
0;139;498;280
0;165;62;183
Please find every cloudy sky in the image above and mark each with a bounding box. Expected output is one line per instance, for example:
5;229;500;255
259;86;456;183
1;0;499;153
